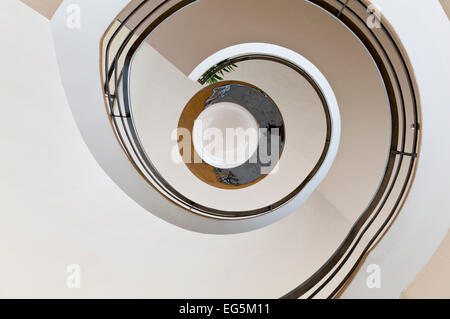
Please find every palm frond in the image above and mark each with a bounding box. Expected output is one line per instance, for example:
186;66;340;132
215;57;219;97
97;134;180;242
202;59;239;85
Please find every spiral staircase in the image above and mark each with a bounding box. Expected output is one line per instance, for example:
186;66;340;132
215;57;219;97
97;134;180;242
1;0;448;298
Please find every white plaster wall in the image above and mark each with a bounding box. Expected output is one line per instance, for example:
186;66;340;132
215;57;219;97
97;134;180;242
131;43;327;211
142;0;392;224
5;0;449;299
343;0;450;298
0;0;351;298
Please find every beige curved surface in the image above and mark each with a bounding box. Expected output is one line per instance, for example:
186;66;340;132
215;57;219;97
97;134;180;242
6;0;448;299
19;0;61;19
1;0;350;298
126;0;391;223
401;231;450;299
131;49;328;211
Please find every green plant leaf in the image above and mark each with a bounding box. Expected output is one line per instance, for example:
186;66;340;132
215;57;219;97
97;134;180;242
202;59;239;85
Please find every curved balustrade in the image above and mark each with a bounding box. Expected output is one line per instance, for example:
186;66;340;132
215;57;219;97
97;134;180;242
101;0;419;298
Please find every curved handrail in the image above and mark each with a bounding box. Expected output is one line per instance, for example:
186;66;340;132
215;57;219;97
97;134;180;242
101;0;419;298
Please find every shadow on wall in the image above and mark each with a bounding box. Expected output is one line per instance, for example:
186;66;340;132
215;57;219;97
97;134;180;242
19;0;62;19
401;231;450;299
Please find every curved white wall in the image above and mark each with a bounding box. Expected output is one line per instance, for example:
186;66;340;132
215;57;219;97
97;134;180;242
343;0;450;298
3;0;449;298
0;0;351;298
145;0;392;224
